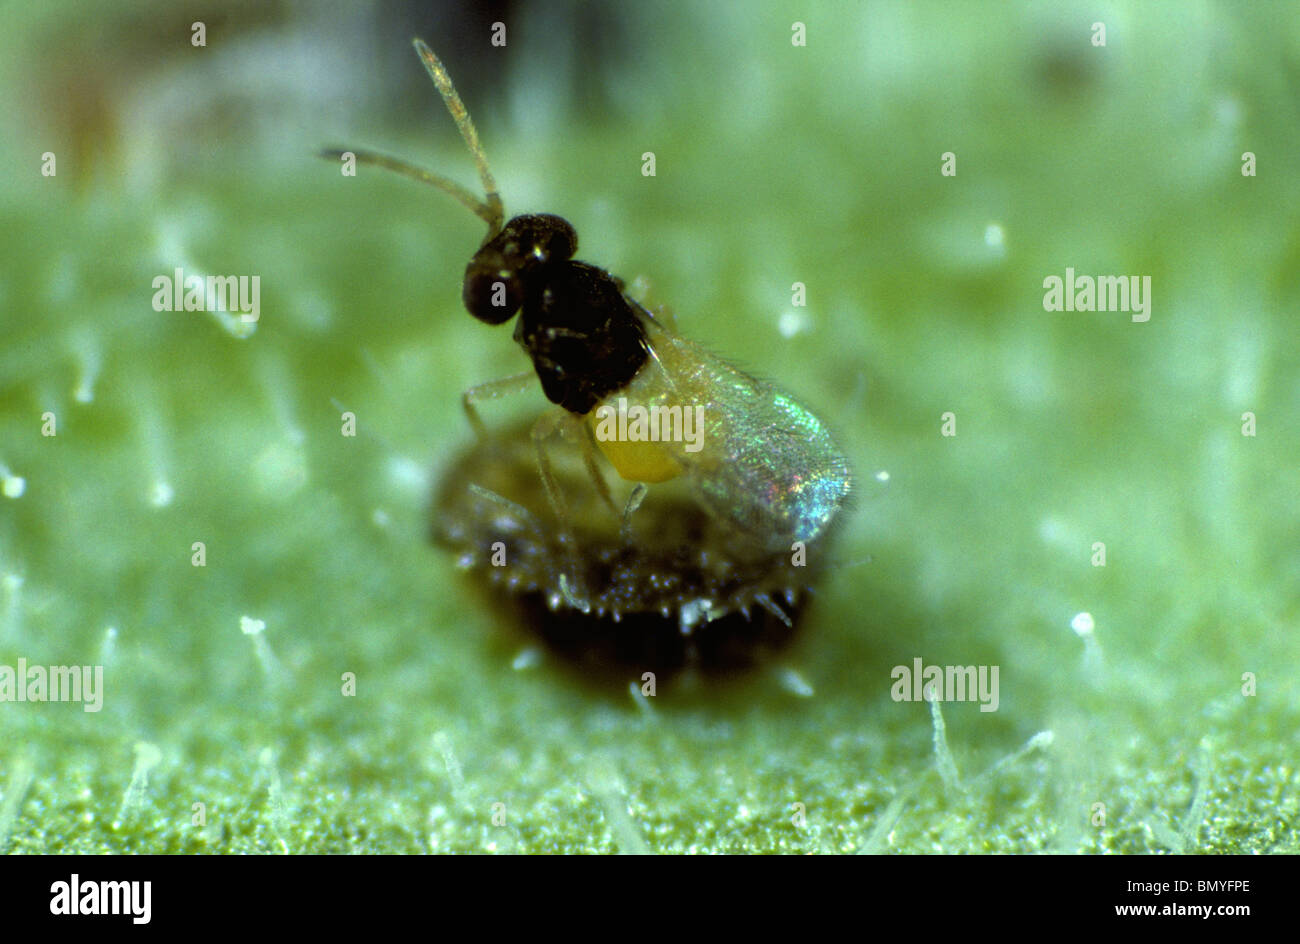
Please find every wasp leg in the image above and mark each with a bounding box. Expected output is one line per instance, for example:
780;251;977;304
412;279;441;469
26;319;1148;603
619;483;648;545
577;423;620;518
461;371;534;439
531;409;592;612
530;408;569;526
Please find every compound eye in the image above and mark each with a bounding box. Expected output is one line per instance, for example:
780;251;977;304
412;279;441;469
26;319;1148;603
462;260;522;324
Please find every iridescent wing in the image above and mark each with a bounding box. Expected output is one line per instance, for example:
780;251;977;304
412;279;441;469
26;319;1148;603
623;309;852;551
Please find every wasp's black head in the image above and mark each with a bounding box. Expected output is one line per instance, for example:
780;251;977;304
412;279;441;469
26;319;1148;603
463;213;577;324
460;212;648;415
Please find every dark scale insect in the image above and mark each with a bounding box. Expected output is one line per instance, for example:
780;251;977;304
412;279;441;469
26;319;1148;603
324;39;853;676
433;416;825;675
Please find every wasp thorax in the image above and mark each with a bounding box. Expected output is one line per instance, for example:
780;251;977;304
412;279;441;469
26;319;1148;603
462;214;578;324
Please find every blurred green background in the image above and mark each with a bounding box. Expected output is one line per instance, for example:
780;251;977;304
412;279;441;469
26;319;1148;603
1;0;1297;853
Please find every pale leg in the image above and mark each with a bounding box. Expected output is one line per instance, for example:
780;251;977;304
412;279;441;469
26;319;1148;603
531;409;591;611
530;408;570;530
620;483;648;544
577;423;619;518
461;371;534;439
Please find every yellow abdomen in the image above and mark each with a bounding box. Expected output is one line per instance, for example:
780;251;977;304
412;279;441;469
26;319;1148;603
587;422;683;483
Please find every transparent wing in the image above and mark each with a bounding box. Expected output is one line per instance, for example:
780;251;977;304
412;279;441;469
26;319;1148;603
624;311;852;551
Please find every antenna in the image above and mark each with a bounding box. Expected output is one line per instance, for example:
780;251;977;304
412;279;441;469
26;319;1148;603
320;38;505;239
